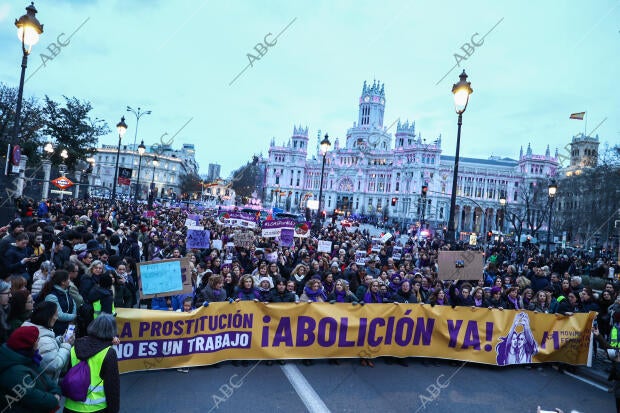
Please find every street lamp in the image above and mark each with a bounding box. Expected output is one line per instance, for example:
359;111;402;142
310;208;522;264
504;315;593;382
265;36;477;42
126;106;151;195
499;192;506;233
148;155;159;209
313;133;331;232
85;156;95;197
446;70;473;244
7;3;43;217
111;116;128;200
134;140;146;201
11;2;43;148
546;179;558;259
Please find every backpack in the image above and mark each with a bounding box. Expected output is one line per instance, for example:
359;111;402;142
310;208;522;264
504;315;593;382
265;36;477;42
61;347;107;402
61;359;92;401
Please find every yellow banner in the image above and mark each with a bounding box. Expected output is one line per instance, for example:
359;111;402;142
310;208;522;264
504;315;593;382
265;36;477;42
114;303;596;373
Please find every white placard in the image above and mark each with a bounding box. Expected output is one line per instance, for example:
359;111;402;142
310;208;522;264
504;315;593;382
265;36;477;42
317;240;332;253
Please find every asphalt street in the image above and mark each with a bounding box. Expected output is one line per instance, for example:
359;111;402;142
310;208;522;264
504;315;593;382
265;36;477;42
119;359;613;413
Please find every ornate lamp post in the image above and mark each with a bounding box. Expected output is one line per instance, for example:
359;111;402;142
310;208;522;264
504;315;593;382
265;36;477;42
126;106;151;196
446;70;473;244
313;133;331;232
546;180;558;259
147;155;159;209
499;192;507;242
10;3;43;159
134;140;146;201
111;116;127;200
86;156;95;197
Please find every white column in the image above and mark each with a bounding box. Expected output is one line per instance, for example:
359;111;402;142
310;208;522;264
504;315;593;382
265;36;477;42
16;155;28;197
74;170;82;199
41;159;52;199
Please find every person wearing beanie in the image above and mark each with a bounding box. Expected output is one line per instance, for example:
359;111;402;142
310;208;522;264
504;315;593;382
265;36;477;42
0;326;62;412
0;280;11;344
256;277;273;302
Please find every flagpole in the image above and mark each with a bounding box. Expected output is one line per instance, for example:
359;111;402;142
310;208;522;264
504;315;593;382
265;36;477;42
584;111;587;137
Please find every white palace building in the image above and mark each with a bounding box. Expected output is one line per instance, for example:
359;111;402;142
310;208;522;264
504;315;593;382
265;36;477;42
264;80;561;237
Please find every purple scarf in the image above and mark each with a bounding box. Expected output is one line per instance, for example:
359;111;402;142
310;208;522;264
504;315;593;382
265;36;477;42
507;295;520;309
303;286;327;302
335;289;346;302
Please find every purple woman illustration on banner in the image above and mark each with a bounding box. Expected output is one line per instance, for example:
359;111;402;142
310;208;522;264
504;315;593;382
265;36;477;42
496;312;539;365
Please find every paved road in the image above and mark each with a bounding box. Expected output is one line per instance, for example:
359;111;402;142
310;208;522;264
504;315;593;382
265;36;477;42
120;359;612;412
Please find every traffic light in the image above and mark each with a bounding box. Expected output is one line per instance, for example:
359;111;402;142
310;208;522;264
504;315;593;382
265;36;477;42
421;183;428;196
487;231;493;242
391;197;398;206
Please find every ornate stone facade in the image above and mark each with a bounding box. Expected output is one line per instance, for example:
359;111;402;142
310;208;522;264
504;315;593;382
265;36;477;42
265;81;559;236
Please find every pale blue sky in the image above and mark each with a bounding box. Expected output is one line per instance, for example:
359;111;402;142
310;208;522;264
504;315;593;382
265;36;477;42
0;0;618;177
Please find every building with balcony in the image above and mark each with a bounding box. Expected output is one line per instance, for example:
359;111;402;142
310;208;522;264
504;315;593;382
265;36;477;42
264;80;561;237
90;142;198;200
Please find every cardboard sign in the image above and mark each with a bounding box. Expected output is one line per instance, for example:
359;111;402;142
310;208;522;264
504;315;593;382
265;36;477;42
317;240;332;253
234;232;254;249
137;259;184;299
437;250;485;280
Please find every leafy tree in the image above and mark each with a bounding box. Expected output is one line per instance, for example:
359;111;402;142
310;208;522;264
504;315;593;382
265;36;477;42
179;172;202;199
230;155;263;200
40;95;109;170
0;83;45;165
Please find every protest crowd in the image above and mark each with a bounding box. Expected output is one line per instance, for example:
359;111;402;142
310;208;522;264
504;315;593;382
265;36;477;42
0;196;618;412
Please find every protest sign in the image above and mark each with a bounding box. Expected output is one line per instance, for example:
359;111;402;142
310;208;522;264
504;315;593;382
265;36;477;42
137;259;184;299
317;240;332;253
371;238;382;252
115;303;596;373
265;252;278;263
211;239;223;250
279;228;294;247
217;212;257;229
294;222;311;238
186;229;210;249
234;232;254;249
355;250;367;265
392;246;402;261
262;219;295;238
184;218;196;228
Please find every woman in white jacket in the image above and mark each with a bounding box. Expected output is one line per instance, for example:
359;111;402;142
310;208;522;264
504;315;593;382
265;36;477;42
20;301;74;383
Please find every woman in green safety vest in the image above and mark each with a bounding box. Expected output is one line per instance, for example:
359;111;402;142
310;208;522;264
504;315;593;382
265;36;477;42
594;313;620;413
88;271;116;318
64;314;120;413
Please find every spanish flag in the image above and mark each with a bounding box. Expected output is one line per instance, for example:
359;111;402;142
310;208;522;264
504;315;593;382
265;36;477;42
569;112;585;120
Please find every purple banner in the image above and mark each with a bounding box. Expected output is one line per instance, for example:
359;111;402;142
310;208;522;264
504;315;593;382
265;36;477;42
262;219;295;237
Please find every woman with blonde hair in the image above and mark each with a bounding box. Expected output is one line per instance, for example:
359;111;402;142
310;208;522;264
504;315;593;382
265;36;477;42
289;264;310;296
